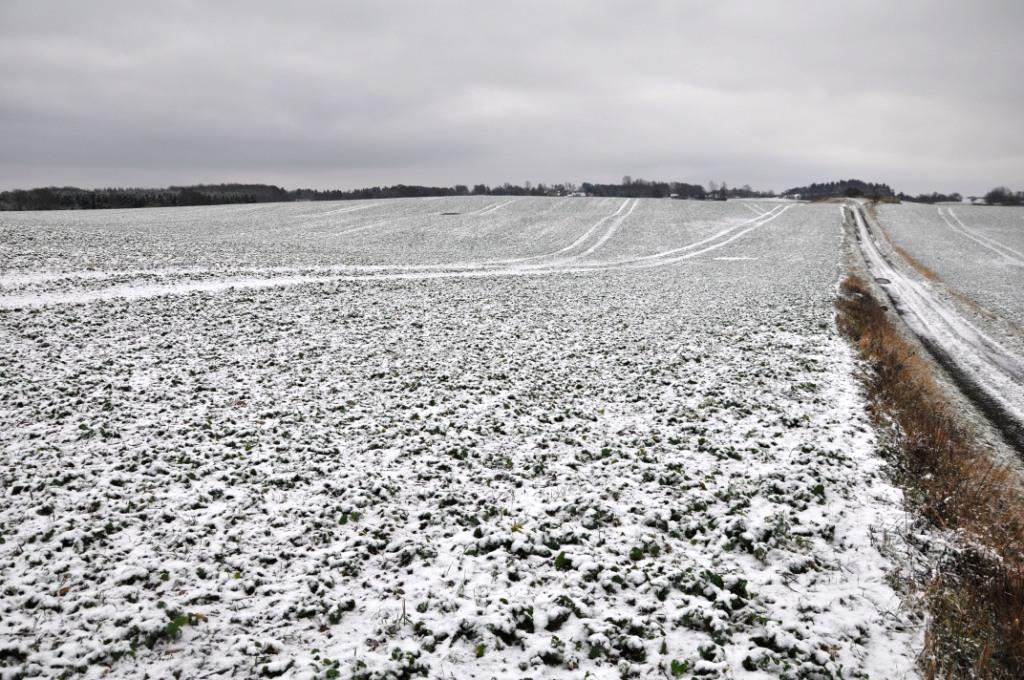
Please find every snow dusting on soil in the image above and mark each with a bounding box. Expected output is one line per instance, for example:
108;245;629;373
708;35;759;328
0;198;920;678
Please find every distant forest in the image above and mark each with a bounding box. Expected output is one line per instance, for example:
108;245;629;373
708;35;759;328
782;180;1024;206
0;178;767;211
781;179;896;200
980;186;1024;206
0;178;1019;211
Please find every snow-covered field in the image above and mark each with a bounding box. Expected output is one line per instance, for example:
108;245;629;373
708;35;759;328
876;203;1024;327
0;198;921;678
869;203;1024;449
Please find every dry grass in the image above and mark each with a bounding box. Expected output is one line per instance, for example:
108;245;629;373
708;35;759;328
893;244;943;282
836;275;1024;679
864;202;942;282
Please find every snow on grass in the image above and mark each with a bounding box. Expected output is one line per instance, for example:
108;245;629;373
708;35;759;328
0;199;921;678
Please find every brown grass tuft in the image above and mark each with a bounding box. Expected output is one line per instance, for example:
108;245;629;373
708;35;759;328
836;275;1024;679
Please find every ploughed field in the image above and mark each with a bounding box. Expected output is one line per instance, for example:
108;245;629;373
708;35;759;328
0;198;920;679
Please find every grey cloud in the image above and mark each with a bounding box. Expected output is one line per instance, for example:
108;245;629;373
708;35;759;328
0;0;1021;194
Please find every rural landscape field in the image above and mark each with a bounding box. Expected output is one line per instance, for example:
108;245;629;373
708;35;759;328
5;196;999;678
3;2;1023;679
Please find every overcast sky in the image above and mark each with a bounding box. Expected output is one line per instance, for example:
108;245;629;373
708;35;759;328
1;1;1021;195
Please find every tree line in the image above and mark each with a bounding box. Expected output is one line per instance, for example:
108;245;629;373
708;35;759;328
896;191;963;204
782;180;1024;207
0;178;772;211
0;184;292;211
2;179;1020;211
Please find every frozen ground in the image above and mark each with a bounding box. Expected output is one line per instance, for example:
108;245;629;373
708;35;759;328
0;198;921;678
